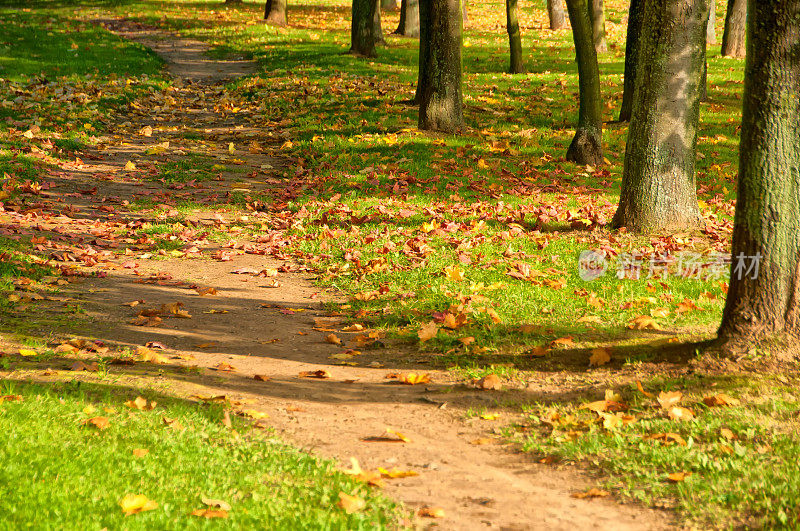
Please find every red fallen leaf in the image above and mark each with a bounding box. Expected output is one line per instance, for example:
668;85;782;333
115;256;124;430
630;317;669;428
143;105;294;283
253;374;271;382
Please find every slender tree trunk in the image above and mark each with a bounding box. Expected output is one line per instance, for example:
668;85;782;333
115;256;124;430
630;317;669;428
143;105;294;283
395;0;420;36
706;0;716;44
588;0;608;53
413;0;429;104
506;0;525;73
374;0;386;45
351;0;378;57
564;0;604;165
611;0;709;232
701;4;710;100
721;0;746;58
547;0;566;29
717;0;800;356
462;0;469;26
618;0;644;122
264;0;287;25
418;0;464;132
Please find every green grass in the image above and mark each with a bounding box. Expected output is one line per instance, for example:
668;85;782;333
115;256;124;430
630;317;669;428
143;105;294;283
0;380;401;529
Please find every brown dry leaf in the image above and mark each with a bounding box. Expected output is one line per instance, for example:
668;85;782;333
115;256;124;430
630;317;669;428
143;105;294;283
82;416;110;431
132;448;149;458
550;336;574;348
70;360;99;372
720;427;736;440
337;492;365;514
191;509;228;518
195;287;218;296
571;488;610;499
137;346;169;364
214;362;237;372
703;394;741;407
458;336;476;346
398;373;431;385
668;406;695;421
130;315;163;327
253;374;271;382
589;347;612;366
54;343;79;354
418;506;446;518
627;315;662;330
119;494;158;515
644;432;687;446
162;416;184;431
299;369;332;379
417;321;439;342
666;471;691;483
222;410;232;428
341;324;364;332
475;374;502;390
201;497;232;511
657;391;683;410
193;342;216;349
125;396;156;411
528;345;549;357
325;333;343;345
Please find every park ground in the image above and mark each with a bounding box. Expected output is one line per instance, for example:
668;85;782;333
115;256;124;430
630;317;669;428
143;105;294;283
1;0;799;529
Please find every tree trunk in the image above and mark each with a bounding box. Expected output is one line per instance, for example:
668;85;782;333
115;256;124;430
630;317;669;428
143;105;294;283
547;0;566;29
611;0;709;232
618;0;644;122
264;0;287;25
462;0;469;26
226;0;243;4
716;0;800;355
721;0;746;58
564;0;604;165
701;4;710;101
706;0;716;44
351;0;378;57
395;0;420;36
588;0;608;53
413;0;429;104
382;0;398;10
506;0;525;73
374;0;386;45
418;0;464;132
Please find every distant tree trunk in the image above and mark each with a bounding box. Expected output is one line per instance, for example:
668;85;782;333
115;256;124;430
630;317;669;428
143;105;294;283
264;0;287;25
382;0;398;10
706;0;716;44
351;0;378;57
547;0;566;29
588;0;607;53
564;0;603;165
506;0;525;73
395;0;420;36
462;0;469;26
418;0;464;132
618;0;644;122
413;0;429;104
226;0;243;4
611;0;709;232
700;3;710;101
374;0;386;45
716;0;800;356
721;0;746;58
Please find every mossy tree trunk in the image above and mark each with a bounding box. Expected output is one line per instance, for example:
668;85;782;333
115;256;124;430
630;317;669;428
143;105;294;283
547;0;566;29
717;0;800;355
351;0;378;57
588;0;608;53
264;0;287;25
418;0;464;132
611;0;709;232
395;0;420;36
506;0;525;73
618;0;644;122
564;0;604;165
721;0;746;58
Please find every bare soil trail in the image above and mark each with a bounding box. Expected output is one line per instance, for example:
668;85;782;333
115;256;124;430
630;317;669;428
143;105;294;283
25;20;674;530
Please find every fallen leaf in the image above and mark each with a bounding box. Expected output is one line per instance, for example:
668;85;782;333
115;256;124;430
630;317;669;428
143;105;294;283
417;321;439;342
191;508;228;518
703;394;741;407
137;346;169;364
378;467;419;479
589;348;612;366
475;374;502;390
214;362;237;372
668;406;695;421
18;349;37;357
398;373;431;385
571;488;610;499
119;494;158;515
635;380;655;398
299;369;331;379
418;506;446;518
444;264;465;281
657;391;683;410
481;412;500;420
125;396;156;411
627;315;662;330
195;287;218;296
325;333;342;345
337;492;365;514
253;374;271;382
132;448;149;458
666;471;691;483
201;497;232;511
82;416;110;431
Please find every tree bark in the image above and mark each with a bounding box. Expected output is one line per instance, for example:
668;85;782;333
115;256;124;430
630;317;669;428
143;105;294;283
706;0;716;44
588;0;608;53
506;0;525;73
264;0;287;25
721;0;746;58
462;0;469;26
351;0;378;57
618;0;644;122
547;0;566;29
418;0;464;132
611;0;709;232
395;0;420;36
374;0;386;45
382;0;398;10
716;0;800;355
564;0;604;165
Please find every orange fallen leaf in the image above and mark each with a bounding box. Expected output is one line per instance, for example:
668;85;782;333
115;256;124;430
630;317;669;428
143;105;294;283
589;347;612;366
418;506;446;518
132;448;149;458
668;406;695;421
417;321;440;342
398;373;430;385
337;492;365;514
627;315;662;330
253;374;271;382
82;416;110;431
125;396;156;411
635;380;655;398
214;362;237;372
299;369;332;379
325;333;342;345
378;467;419;479
657;391;683;410
528;345;549;357
195;287;218;296
666;471;691;483
475;374;502;390
137;346;169;364
703;394;740;407
190;509;228;518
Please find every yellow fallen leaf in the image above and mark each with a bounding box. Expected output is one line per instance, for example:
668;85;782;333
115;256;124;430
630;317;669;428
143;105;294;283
18;349;37;357
378;467;419;479
132;448;149;458
666;471;691;483
444;264;465;281
125;396;156;411
417;321;439;342
589;347;612;366
124;161;137;171
657;391;683;410
668;406;695;421
119;494;158;515
481;413;500;421
399;373;431;385
627;315;662;330
191;508;228;518
418;506;446;518
337;492;365;514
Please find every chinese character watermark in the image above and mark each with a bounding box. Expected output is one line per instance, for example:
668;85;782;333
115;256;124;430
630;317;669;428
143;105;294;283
576;251;760;282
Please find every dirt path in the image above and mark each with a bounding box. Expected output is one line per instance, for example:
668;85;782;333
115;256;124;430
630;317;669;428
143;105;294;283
28;21;673;530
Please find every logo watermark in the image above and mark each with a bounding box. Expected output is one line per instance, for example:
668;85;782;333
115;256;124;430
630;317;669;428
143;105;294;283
577;251;760;282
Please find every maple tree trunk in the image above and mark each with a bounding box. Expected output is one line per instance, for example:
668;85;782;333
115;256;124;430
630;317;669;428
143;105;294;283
706;0;716;44
611;0;708;232
395;0;420;36
418;0;464;132
716;0;800;356
351;0;378;57
721;0;746;58
506;0;525;73
618;0;644;122
547;0;566;29
588;0;608;53
374;0;386;45
564;0;603;165
264;0;287;26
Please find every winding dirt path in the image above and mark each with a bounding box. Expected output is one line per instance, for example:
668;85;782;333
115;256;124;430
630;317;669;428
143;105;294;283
40;20;674;529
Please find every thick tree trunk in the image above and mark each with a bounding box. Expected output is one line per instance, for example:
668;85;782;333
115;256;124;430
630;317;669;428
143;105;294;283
382;0;398;10
264;0;287;25
618;0;644;122
716;0;800;355
721;0;746;58
564;0;604;165
611;0;709;232
418;0;464;132
547;0;566;29
588;0;608;53
351;0;378;57
395;0;420;36
506;0;525;73
374;0;386;45
706;0;716;44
